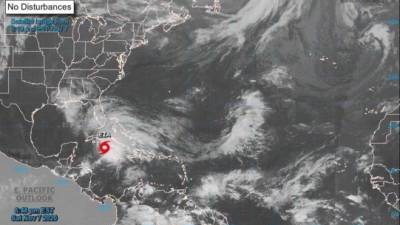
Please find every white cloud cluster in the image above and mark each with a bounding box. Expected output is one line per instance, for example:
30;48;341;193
216;91;271;156
118;204;194;225
195;0;311;51
193;169;263;204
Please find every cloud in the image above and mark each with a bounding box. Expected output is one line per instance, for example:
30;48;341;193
122;166;146;185
193;149;342;224
194;0;311;51
78;0;190;32
118;204;194;225
193;169;263;204
216;91;272;156
359;23;394;69
261;66;294;89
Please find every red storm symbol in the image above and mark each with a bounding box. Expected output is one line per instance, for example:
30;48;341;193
98;141;111;155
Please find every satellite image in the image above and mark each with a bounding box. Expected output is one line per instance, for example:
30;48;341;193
0;0;399;225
